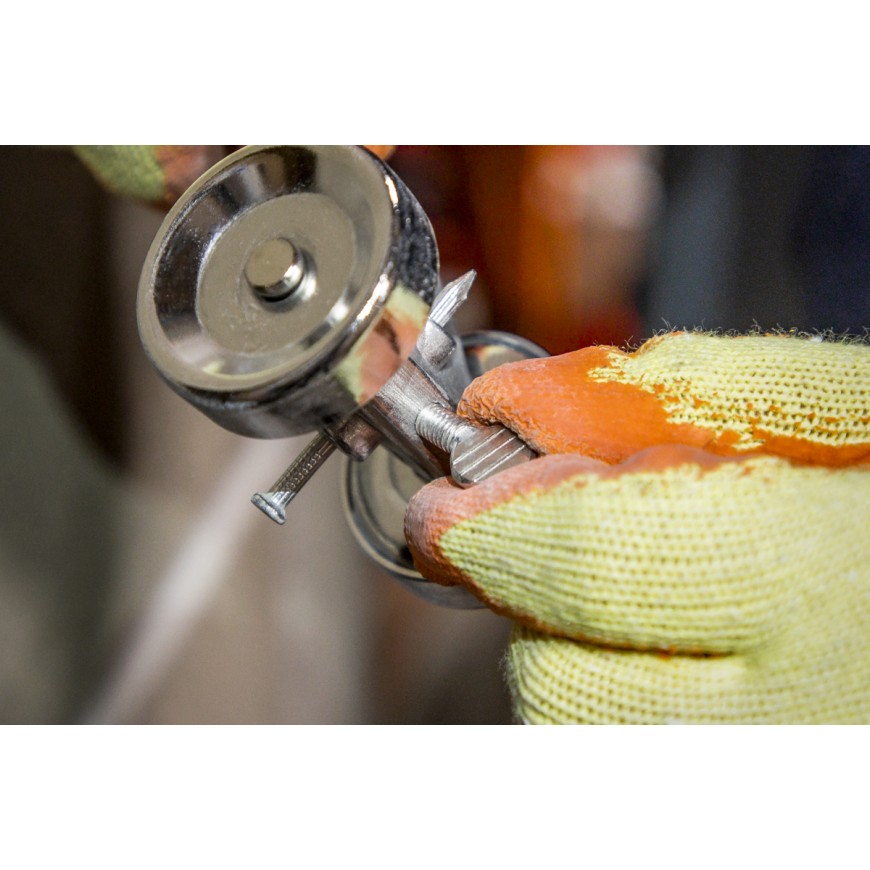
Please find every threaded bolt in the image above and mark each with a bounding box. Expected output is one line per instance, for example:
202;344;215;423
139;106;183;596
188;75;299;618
415;403;537;487
415;404;478;453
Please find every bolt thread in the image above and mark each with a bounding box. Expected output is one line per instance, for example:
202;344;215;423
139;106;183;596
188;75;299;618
415;405;477;453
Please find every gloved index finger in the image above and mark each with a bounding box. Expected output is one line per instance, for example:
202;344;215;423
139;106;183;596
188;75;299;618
458;346;709;465
459;334;870;468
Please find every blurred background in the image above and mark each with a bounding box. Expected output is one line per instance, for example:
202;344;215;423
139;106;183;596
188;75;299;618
1;145;869;724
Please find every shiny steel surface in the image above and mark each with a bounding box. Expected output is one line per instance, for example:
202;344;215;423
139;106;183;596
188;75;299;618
138;145;439;438
251;432;336;524
450;425;537;485
341;443;483;608
357;272;477;478
251;285;541;527
461;331;549;379
244;238;307;301
251;273;481;524
415;404;537;486
414;405;479;452
138;145;551;606
342;331;549;606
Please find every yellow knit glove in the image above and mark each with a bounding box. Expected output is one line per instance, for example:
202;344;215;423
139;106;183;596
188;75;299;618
73;146;396;206
405;333;870;723
73;145;229;205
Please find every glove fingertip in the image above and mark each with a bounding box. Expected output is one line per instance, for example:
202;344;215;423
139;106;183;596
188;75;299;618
458;346;713;463
405;454;606;587
404;478;467;587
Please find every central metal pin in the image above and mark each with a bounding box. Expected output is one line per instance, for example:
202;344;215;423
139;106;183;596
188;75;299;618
245;238;306;301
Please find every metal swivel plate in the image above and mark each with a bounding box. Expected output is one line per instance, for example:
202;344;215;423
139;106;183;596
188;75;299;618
137;145;547;608
138;145;439;439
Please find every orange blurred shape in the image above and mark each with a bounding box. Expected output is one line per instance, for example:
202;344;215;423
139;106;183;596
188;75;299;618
362;145;396;161
462;146;660;354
